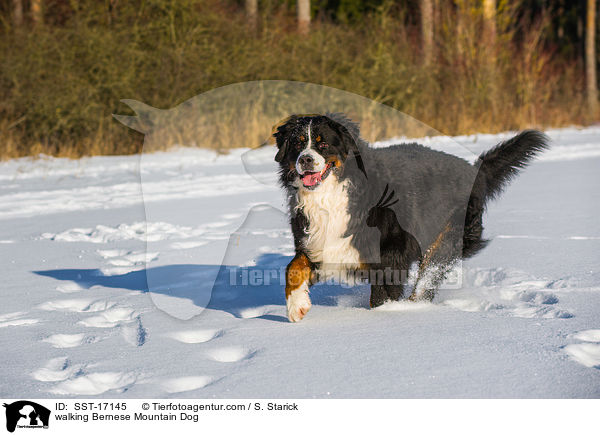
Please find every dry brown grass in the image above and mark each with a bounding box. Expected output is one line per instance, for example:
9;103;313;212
0;0;591;159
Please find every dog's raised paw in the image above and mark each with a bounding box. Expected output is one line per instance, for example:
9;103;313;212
286;289;312;322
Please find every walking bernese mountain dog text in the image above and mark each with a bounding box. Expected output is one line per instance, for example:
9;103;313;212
274;114;549;322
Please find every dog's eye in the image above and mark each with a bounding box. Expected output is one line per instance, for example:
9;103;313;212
318;142;328;150
294;141;303;151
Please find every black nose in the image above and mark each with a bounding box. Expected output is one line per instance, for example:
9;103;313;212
299;154;313;168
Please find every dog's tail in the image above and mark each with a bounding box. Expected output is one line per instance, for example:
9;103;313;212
462;130;549;258
474;130;549;202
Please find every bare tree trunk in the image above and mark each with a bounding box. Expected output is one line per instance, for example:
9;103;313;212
245;0;257;30
587;0;598;116
12;0;23;26
455;1;464;58
31;0;43;25
297;0;310;35
483;0;498;117
482;0;496;45
421;0;433;65
557;0;565;40
107;0;118;25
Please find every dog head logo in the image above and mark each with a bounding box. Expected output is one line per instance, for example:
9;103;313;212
3;401;50;432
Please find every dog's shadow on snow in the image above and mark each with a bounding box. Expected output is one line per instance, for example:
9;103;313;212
34;253;366;322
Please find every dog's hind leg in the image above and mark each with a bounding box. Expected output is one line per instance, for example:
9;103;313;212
409;220;461;301
285;252;314;322
410;262;455;301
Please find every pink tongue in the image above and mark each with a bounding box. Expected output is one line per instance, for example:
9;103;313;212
302;172;322;186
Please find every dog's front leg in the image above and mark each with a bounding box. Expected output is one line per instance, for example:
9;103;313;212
369;281;388;308
285;252;314;322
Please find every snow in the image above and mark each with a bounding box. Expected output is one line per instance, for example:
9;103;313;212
1;127;599;398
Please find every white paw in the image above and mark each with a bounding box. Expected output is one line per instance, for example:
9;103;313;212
286;288;312;323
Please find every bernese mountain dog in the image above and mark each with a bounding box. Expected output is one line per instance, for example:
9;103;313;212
274;113;549;322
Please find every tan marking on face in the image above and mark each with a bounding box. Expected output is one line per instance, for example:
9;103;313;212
326;156;342;168
316;135;321;142
285;253;312;299
299;135;305;142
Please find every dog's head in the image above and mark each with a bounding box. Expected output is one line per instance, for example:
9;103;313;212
273;114;367;190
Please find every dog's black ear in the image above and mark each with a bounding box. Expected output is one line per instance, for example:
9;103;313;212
274;142;286;163
272;115;297;163
326;116;368;179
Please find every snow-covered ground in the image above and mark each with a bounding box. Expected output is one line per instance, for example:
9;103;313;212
1;127;599;398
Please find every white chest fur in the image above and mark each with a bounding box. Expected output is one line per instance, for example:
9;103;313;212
295;176;363;281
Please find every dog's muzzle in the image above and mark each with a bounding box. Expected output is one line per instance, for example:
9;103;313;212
296;150;330;189
298;154;315;172
296;149;325;173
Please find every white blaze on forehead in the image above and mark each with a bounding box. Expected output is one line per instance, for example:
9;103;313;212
296;119;326;175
